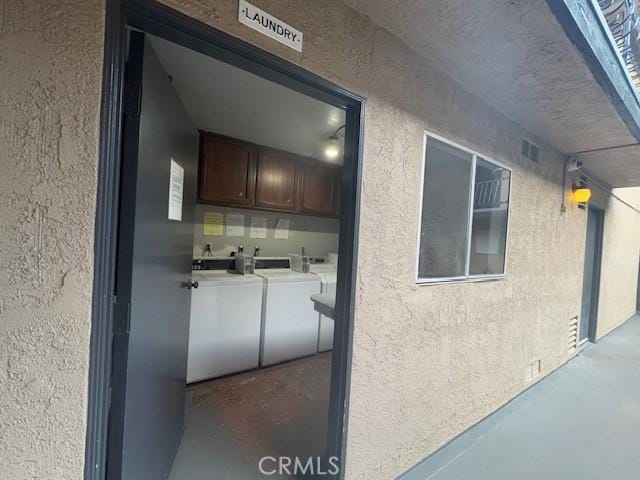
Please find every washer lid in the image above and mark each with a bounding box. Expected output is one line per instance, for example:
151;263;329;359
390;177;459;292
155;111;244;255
192;270;263;286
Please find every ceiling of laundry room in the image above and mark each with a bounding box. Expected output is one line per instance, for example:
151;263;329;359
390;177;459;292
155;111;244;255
149;35;346;163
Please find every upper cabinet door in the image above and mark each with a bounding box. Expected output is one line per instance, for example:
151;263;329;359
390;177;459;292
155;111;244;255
255;148;299;212
198;133;255;207
300;161;340;216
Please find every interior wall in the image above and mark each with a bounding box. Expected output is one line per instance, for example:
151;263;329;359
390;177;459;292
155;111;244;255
156;1;590;478
192;204;339;259
592;187;640;338
0;1;104;478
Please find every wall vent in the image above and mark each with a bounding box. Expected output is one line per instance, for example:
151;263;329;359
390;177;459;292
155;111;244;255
521;139;540;163
568;316;579;355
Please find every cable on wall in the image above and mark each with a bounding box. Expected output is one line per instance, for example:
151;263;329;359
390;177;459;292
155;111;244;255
579;168;640;215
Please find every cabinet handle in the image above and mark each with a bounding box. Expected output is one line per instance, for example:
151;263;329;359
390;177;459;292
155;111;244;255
239;192;243;197
287;199;291;203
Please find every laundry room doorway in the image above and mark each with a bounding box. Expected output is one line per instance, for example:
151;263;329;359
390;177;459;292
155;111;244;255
86;2;363;480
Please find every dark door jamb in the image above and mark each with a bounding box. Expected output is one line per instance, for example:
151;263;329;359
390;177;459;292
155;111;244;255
587;205;604;343
86;1;363;479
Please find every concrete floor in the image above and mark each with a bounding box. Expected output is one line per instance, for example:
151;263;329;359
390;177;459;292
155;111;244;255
402;315;640;480
168;353;331;480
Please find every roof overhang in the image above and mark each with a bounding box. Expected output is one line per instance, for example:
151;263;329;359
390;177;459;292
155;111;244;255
344;0;640;187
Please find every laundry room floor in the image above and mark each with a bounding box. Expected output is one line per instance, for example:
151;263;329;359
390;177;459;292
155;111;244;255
168;353;332;480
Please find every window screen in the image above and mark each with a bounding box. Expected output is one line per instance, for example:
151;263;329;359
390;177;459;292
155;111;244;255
417;136;511;282
418;137;472;279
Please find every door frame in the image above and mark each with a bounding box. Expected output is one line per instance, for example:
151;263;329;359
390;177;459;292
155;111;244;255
85;1;364;479
584;205;605;343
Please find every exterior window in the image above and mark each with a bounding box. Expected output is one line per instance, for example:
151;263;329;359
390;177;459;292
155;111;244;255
417;134;511;283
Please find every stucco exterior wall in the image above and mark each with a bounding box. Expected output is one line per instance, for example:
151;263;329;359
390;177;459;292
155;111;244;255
0;1;637;479
0;1;104;478
157;1;590;478
595;187;640;338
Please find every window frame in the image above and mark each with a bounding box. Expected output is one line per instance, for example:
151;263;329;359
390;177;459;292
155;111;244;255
416;131;513;285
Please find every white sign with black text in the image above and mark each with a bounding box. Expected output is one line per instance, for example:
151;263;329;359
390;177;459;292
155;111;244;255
238;0;303;52
168;159;184;221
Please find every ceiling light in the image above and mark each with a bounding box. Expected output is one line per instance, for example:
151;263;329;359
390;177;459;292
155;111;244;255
324;142;340;160
324;124;345;161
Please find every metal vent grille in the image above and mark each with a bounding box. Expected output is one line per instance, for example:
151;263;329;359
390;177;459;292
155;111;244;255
521;139;539;162
568;316;579;355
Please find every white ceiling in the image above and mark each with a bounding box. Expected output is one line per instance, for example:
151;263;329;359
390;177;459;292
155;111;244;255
148;35;345;163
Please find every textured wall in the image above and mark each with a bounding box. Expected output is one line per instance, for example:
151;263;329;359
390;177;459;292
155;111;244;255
0;0;636;479
155;1;590;478
0;0;103;478
595;187;640;338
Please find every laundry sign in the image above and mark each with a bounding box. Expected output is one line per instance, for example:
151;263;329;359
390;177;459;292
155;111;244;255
238;0;303;52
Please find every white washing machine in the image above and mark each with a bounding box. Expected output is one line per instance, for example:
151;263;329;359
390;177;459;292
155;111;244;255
187;271;263;383
255;269;321;366
310;264;337;352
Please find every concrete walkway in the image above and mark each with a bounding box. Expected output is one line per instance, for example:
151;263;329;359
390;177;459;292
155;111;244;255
403;315;640;480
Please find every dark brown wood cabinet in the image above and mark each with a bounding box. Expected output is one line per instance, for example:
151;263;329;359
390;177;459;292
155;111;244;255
198;131;341;217
198;132;256;207
255;148;300;212
300;160;340;216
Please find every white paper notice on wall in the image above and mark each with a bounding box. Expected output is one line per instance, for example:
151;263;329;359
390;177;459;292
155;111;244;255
168;159;184;221
250;217;268;239
238;0;303;52
274;219;290;240
226;213;245;237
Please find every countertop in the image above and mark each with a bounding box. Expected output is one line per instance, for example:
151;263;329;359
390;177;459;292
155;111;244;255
310;293;336;320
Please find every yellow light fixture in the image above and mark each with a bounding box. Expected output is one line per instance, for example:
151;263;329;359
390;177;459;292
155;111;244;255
573;186;592;203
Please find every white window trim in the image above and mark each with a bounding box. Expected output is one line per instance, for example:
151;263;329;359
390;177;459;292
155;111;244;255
415;131;513;285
